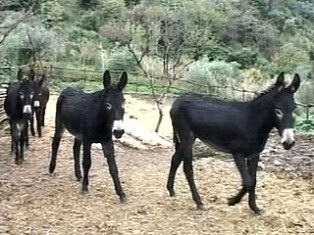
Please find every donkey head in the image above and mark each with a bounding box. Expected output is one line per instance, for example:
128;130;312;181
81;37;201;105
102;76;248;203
102;70;128;139
31;73;46;110
17;68;35;118
273;72;300;150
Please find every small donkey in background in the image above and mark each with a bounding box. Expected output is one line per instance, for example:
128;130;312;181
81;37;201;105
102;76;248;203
4;68;35;164
29;66;50;137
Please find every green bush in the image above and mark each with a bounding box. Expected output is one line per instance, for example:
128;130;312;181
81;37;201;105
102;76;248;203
107;47;138;73
186;57;242;97
295;118;314;135
80;12;100;31
296;79;314;107
226;47;258;69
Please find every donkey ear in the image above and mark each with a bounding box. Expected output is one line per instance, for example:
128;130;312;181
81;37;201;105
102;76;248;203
29;68;35;81
38;76;45;87
275;72;285;90
288;73;301;93
117;72;128;90
17;68;23;81
103;70;111;88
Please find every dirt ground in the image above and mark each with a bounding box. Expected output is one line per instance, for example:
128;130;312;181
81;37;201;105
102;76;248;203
1;94;314;235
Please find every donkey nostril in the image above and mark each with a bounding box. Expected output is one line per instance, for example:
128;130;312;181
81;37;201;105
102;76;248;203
113;129;124;139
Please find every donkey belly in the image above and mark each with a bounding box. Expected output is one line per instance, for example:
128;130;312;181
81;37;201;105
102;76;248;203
201;139;231;153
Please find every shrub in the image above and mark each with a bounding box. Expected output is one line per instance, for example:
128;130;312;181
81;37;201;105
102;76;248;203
186;57;242;98
107;47;138;74
295;79;314;107
226;47;258;69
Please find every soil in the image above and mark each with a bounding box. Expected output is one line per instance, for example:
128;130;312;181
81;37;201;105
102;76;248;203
1;94;314;235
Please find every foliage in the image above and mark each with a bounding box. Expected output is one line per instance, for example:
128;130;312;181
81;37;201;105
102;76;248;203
186;57;242;96
41;0;64;25
295;79;314;106
270;43;311;74
97;0;126;22
226;47;258;69
295;118;314;135
107;47;139;72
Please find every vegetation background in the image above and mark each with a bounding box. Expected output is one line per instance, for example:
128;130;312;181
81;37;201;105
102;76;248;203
0;0;313;133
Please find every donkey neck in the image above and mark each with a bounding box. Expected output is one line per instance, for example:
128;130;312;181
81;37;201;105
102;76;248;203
248;91;276;138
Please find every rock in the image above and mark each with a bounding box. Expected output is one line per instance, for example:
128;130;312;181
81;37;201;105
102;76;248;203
273;160;282;166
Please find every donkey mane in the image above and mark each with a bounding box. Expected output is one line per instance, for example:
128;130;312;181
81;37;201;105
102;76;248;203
252;81;290;102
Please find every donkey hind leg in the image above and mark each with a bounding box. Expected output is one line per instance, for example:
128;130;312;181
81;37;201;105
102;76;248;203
166;128;183;197
166;145;183;197
73;138;82;181
102;141;126;203
182;137;204;210
49;117;65;174
82;141;92;193
229;154;261;214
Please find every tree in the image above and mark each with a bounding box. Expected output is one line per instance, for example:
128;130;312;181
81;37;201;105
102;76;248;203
0;1;33;45
100;1;221;132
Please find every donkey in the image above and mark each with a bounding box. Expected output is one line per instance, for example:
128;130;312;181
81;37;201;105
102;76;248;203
30;71;50;137
166;72;300;214
49;70;127;202
4;68;35;164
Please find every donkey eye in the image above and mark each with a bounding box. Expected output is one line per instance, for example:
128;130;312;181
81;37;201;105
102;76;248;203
275;108;283;119
106;103;112;110
39;93;42;96
19;92;24;99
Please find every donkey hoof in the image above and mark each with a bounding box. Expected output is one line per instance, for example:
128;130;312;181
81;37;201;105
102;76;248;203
49;165;55;174
197;204;206;211
169;190;176;197
120;195;127;203
253;208;263;216
227;197;240;206
15;158;22;165
81;186;89;194
76;176;82;182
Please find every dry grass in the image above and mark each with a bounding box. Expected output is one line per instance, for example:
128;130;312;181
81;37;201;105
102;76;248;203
1;94;314;235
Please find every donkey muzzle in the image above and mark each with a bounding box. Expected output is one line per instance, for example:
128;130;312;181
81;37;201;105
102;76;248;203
34;100;40;108
112;120;124;139
23;104;32;114
281;128;295;150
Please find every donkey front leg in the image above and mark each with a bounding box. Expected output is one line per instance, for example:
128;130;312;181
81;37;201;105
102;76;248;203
247;155;261;214
10;121;21;164
102;141;126;203
19;123;28;164
41;106;46;126
29;115;35;137
230;154;261;215
35;110;42;137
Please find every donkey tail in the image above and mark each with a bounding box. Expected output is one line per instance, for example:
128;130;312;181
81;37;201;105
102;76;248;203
53;94;65;138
